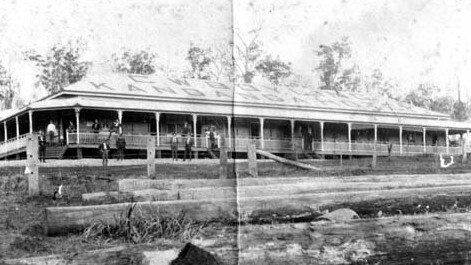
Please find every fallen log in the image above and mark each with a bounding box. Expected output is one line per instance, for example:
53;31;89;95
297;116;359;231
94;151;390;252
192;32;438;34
47;184;471;236
82;187;236;205
1;246;179;265
118;178;236;192
45;198;238;236
255;149;320;170
118;173;471;192
85;180;471;206
238;213;471;264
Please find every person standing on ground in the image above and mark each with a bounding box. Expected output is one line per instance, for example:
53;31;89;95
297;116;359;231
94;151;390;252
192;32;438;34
116;133;126;161
171;132;178;161
46;120;56;146
38;130;47;162
183;135;193;161
98;138;110;169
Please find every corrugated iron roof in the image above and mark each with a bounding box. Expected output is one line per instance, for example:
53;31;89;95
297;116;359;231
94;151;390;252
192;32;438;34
60;73;449;118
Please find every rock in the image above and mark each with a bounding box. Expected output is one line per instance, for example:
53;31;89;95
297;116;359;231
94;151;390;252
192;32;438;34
171;243;223;265
316;208;360;222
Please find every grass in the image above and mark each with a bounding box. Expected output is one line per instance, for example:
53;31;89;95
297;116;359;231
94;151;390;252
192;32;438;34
0;174;28;193
82;203;205;244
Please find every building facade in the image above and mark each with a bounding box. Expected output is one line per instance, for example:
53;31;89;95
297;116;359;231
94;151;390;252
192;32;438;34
0;73;469;159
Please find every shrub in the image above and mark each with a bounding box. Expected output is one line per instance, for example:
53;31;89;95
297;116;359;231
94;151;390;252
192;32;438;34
82;203;205;243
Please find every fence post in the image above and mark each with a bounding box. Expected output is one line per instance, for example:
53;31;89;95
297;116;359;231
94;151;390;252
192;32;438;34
247;143;258;178
219;136;228;179
147;136;156;179
26;133;39;196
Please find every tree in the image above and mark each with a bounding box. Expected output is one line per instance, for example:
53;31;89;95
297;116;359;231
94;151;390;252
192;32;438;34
25;41;90;94
235;27;263;83
404;83;438;109
431;96;454;114
186;44;213;80
365;68;397;98
452;100;470;121
0;62;17;110
404;83;469;120
112;49;157;75
338;64;362;93
255;55;292;86
210;43;233;81
315;37;352;91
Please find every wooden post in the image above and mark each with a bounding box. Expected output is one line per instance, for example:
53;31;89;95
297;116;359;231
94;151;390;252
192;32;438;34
28;110;33;133
247;143;258;178
147;136;156;179
227;116;232;145
290;119;295;147
15;116;19;139
26;133;39;196
462;133;467;163
320;121;324;152
193;114;198;159
155;112;161;158
347;122;352;153
446;128;449;155
219;136;228;179
372;140;377;168
259;118;265;149
4;121;7;143
399;125;403;154
423;127;427;153
74;108;81;142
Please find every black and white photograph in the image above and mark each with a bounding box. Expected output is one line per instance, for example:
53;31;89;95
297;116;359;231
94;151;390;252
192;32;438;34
1;0;471;264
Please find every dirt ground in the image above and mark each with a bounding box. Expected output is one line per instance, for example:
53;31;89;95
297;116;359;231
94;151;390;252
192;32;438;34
2;156;471;264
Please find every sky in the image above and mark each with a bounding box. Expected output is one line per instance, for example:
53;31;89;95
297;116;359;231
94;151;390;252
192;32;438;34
235;0;471;98
1;0;471;105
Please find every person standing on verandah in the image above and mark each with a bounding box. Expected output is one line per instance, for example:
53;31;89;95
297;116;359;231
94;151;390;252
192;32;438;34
46;120;56;146
171;132;179;161
182;121;191;138
38;130;47;162
92;119;101;142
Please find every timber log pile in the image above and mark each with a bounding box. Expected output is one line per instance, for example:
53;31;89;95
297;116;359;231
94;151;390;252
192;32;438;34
45;173;471;236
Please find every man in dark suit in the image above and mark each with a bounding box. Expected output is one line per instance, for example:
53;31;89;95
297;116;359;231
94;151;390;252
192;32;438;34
38;130;47;162
98;138;110;169
116;134;126;161
183;135;193;161
170;132;179;161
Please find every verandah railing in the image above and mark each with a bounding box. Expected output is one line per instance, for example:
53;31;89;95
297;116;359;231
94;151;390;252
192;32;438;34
65;132;465;155
0;133;30;157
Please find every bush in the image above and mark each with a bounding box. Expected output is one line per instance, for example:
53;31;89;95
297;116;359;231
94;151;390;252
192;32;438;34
82;203;205;243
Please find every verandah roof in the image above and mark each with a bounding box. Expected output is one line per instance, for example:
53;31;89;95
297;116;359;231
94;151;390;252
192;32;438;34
0;94;468;131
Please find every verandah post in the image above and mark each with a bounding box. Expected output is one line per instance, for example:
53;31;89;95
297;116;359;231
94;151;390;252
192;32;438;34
461;133;467;163
74;107;82;159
